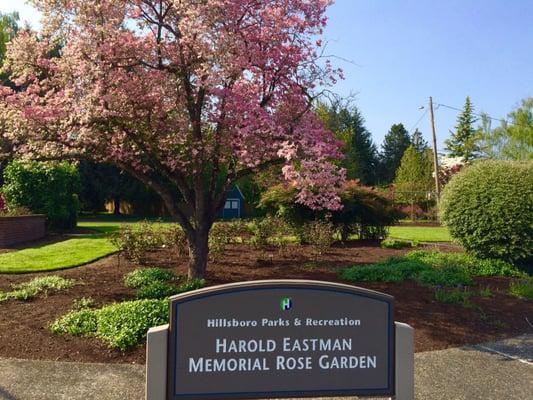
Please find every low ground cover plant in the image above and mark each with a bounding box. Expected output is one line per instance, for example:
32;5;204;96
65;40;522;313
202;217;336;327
380;239;413;249
508;279;533;299
124;267;175;289
434;287;472;306
415;268;473;287
338;250;525;287
0;276;75;302
50;271;206;350
50;299;168;350
124;267;205;299
338;259;427;283
405;250;525;277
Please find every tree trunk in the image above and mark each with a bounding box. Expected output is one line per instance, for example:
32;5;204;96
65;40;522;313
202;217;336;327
187;226;210;280
113;198;121;215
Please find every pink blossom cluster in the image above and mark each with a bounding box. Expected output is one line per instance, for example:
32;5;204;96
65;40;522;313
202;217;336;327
0;0;344;210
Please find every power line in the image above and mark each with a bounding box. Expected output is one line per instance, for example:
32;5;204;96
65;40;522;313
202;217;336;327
409;108;428;133
435;103;503;123
435;101;533;130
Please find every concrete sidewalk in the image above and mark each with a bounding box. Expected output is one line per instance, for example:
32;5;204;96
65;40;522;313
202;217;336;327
0;335;531;400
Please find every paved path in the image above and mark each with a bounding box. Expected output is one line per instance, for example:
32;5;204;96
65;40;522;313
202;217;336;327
0;335;531;400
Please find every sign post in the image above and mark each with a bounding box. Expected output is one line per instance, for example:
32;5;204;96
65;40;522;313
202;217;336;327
146;280;414;400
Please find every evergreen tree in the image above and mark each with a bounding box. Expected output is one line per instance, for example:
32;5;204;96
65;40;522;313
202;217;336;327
411;128;429;153
394;145;434;219
378;123;411;184
317;102;379;185
445;96;480;162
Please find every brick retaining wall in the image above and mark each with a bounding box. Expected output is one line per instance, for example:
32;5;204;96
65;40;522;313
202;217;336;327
0;215;46;248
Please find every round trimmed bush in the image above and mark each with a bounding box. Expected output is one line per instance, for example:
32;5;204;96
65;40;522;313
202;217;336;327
440;160;532;263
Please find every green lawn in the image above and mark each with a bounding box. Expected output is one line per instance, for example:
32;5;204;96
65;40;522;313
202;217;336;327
0;236;117;274
388;226;452;242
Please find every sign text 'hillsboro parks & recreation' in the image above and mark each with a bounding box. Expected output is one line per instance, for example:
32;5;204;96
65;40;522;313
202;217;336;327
145;280;414;400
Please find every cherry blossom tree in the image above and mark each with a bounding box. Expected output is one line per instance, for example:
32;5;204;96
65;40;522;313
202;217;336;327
0;0;345;278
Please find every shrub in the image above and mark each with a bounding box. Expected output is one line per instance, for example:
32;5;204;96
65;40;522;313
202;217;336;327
162;225;188;257
509;279;533;299
302;221;335;260
381;239;412;249
440;160;533;263
259;181;400;241
208;222;238;257
2;160;80;229
250;216;290;248
124;267;175;289
1;276;75;302
110;221;166;263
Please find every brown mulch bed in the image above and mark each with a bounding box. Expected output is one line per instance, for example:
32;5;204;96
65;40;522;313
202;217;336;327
0;241;531;365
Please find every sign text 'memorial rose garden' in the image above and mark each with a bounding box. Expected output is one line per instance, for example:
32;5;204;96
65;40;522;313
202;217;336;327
145;280;414;400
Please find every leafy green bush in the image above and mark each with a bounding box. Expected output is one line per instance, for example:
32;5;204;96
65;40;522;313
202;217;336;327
124;268;205;299
405;250;524;277
110;221;167;263
2;160;80;229
124;267;175;289
259;181;400;241
0;276;75;302
49;309;98;336
135;281;178;299
50;299;169;351
381;239;412;249
96;299;168;350
415;268;473;287
338;259;427;283
440;160;533;263
509;279;533;299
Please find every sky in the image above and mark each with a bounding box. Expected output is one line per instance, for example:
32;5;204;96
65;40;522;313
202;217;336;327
1;0;532;151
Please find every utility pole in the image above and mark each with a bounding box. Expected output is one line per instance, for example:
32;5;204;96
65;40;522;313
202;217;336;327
429;97;441;201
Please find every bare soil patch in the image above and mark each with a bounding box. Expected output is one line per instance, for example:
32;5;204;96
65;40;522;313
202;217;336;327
0;241;531;364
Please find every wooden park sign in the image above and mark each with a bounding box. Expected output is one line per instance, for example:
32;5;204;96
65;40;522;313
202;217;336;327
145;280;414;400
